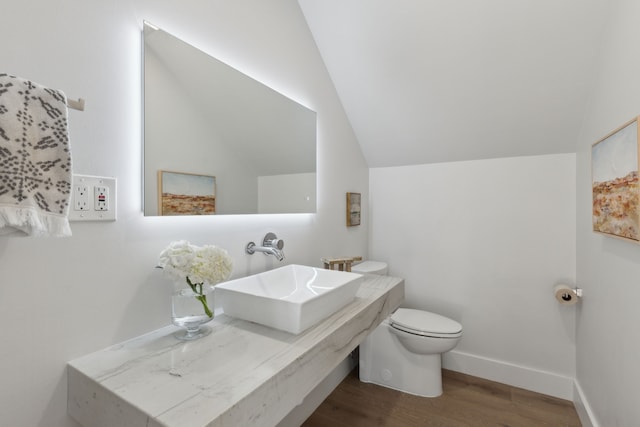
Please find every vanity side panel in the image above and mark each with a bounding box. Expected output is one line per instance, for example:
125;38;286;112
67;365;163;427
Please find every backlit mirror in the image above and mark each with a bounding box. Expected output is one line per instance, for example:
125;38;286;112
143;23;317;215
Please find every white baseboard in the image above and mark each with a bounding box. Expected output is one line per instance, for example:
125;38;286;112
277;356;357;427
573;380;599;427
442;350;574;400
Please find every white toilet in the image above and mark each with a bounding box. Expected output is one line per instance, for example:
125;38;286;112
354;261;463;397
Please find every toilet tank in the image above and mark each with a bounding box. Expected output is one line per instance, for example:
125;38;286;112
352;261;388;275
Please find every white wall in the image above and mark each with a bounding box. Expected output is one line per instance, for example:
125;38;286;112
575;0;640;424
370;153;577;398
0;2;368;427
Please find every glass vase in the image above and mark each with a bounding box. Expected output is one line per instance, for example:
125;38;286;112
171;284;214;340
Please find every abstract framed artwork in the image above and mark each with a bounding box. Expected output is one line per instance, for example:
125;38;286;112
158;170;216;216
346;192;361;226
592;116;640;242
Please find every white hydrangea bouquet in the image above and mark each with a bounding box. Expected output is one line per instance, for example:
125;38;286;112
158;240;233;318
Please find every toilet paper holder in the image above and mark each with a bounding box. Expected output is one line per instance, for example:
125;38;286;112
554;284;583;305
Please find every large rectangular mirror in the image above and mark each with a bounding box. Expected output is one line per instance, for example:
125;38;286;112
143;23;317;215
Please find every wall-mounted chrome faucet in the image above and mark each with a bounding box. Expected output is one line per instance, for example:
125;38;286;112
246;232;285;261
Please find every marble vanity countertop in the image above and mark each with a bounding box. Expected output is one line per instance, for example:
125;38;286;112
67;274;404;427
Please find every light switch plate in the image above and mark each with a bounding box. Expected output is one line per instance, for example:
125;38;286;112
69;175;117;221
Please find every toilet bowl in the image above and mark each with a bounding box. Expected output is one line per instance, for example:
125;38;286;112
360;308;462;397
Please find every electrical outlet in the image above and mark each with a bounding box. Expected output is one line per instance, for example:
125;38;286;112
69;175;117;222
94;186;108;211
74;184;89;211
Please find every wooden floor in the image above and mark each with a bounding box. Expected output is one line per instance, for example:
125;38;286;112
302;369;581;427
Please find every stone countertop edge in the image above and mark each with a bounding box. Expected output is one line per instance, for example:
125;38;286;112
67;274;404;427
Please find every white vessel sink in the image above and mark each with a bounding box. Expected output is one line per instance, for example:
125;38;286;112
216;264;363;334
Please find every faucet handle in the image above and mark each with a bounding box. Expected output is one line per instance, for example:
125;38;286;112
270;238;284;250
263;232;284;249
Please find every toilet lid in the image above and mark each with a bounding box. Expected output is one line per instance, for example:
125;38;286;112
390;308;462;336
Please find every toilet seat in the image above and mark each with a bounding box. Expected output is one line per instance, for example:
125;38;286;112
390;308;462;338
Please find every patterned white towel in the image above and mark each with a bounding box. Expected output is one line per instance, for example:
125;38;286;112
0;73;72;236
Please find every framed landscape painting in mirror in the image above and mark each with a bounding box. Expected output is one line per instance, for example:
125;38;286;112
158;170;216;216
592;116;640;242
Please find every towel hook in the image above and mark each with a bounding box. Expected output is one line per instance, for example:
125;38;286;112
67;98;85;111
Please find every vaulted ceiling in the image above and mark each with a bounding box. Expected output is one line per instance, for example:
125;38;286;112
298;0;610;167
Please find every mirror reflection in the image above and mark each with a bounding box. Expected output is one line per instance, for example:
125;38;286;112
143;23;317;215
